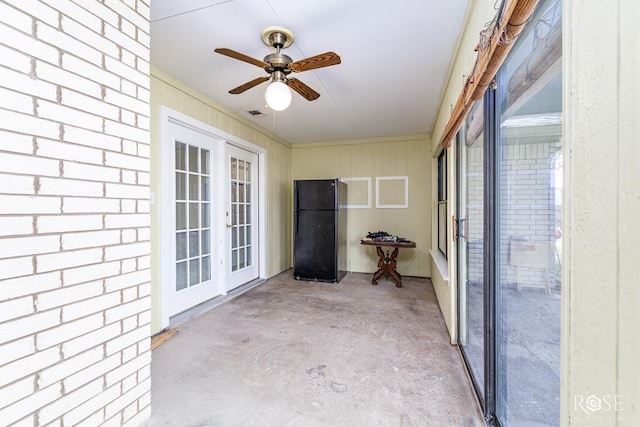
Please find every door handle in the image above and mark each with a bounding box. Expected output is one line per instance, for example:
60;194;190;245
226;223;233;228
454;217;466;240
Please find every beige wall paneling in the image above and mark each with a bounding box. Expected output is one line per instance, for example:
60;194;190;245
563;0;640;424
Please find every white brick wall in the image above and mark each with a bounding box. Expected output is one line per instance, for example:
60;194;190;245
0;1;151;426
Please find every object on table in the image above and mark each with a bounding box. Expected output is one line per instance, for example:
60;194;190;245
363;231;411;244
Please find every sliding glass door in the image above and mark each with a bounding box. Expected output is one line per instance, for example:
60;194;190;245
457;101;486;402
495;0;562;424
456;0;562;424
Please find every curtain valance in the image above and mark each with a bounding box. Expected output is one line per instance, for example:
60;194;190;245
439;0;541;148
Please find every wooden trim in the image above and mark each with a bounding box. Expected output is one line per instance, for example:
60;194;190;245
439;0;542;148
151;328;178;350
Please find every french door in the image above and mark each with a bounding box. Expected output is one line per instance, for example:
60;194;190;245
225;144;259;290
160;109;265;327
166;121;219;317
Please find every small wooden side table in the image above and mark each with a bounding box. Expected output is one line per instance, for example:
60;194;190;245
360;239;416;288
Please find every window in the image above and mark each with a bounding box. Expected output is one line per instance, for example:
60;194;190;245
437;149;448;257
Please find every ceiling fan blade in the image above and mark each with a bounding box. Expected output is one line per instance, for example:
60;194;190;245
214;48;269;68
289;52;341;73
229;76;270;94
287;78;320;101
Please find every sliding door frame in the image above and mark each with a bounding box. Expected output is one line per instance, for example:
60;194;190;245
483;85;500;425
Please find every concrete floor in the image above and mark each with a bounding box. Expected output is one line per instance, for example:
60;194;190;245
147;271;484;427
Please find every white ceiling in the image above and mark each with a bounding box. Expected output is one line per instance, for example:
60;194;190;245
150;0;469;144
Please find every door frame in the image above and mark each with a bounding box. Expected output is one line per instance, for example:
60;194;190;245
158;106;267;328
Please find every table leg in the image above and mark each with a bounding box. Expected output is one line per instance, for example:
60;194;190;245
371;246;385;285
390;269;402;288
370;246;402;287
388;248;402;288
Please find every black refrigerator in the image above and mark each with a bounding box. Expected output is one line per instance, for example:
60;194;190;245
293;179;347;283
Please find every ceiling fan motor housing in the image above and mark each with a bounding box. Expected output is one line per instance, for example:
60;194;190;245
264;53;293;70
269;31;287;48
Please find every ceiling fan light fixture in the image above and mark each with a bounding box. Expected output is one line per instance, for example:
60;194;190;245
215;26;340;107
265;80;292;111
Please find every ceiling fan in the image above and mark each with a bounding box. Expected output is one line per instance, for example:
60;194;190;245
214;26;341;110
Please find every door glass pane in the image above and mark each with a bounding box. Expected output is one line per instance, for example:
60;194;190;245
176;261;187;291
188;145;198;172
228;152;256;276
201;176;210;201
189;231;199;258
176;232;187;260
239;205;245;225
175;142;186;170
239;248;245;269
231;157;237;180
189;174;199;200
232;227;237;249
229;155;255;272
175;142;212;291
238;160;245;181
238;183;245;203
201;203;210;228
176;202;187;231
232;249;238;272
201;150;210;174
458;101;485;398
201;229;210;255
176;172;186;200
189;258;200;286
202;256;211;281
496;0;562;425
189;203;199;230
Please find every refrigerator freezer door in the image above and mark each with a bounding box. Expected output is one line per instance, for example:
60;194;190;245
294;179;338;211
